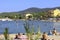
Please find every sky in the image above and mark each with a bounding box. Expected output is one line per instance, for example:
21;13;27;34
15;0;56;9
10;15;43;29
0;0;60;12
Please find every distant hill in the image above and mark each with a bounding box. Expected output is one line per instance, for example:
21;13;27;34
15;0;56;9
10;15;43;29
0;7;60;15
0;7;60;14
17;7;60;14
0;7;60;19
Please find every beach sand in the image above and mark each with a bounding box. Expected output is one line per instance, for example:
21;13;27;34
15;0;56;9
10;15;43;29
0;34;60;40
0;34;16;40
48;35;60;40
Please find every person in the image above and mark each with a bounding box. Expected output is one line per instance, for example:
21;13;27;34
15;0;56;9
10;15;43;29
21;33;28;40
52;28;57;35
48;30;52;35
18;33;28;40
17;33;21;38
41;32;48;40
14;35;20;39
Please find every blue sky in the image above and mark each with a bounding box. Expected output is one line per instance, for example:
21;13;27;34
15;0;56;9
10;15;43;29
0;0;60;12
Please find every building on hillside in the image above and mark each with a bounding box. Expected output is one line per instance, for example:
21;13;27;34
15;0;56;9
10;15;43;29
53;9;60;17
48;9;60;22
48;10;54;17
48;9;60;17
25;14;33;20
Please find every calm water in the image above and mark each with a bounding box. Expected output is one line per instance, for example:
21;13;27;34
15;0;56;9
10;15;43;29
0;20;60;34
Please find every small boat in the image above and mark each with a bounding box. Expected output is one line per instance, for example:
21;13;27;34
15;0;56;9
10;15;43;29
0;18;13;21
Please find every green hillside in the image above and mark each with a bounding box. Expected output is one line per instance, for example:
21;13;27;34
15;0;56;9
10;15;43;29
0;7;60;19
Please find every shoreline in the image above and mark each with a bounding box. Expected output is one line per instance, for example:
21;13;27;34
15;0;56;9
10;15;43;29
0;18;60;22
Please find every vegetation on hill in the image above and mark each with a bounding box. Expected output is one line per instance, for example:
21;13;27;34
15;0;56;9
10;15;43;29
0;7;60;20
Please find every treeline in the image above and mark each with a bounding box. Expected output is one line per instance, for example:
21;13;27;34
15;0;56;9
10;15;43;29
0;12;49;20
0;13;23;19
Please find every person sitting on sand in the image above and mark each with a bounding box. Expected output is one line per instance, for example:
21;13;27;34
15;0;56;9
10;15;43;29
14;35;20;39
42;32;48;40
18;33;28;40
48;30;52;35
17;33;22;39
52;28;57;35
21;33;28;40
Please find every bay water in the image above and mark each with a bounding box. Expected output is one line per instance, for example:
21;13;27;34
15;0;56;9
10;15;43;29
0;20;60;34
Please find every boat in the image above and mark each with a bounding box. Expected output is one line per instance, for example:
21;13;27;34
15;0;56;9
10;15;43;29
0;18;13;21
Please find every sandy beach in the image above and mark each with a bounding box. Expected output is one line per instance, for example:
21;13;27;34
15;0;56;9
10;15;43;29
48;35;60;40
0;34;60;40
0;34;16;40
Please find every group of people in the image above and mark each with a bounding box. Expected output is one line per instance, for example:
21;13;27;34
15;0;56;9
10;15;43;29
14;28;57;40
14;33;28;40
42;28;57;40
48;28;57;35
